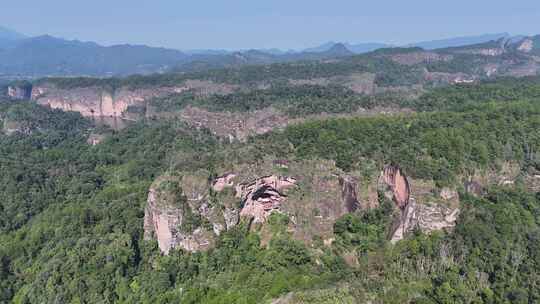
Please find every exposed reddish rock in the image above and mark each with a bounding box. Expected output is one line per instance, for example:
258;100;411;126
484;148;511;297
237;175;297;223
379;164;459;242
380;165;410;209
212;173;236;192
143;173;239;255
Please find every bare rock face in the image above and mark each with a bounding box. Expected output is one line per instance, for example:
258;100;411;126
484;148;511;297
379;165;410;209
144;172;239;254
144;172;298;254
8;84;32;100
237;175;297;223
379;165;460;242
339;175;360;213
517;39;534;53
31;83;184;118
145;160;364;253
30;80;238;120
390;199;460;243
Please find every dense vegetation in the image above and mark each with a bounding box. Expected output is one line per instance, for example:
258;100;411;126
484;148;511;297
1;73;540;303
37;52;425;90
273;100;540;183
150;84;409;117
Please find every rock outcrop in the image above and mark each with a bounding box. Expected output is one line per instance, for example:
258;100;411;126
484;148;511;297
144;161;465;253
379;165;460;242
237;175;297;223
29;79;239;120
339;175;360;213
144;160;363;253
143;172;240;254
379;165;410;209
31;83;186;118
7;84;32;100
390;199;460;242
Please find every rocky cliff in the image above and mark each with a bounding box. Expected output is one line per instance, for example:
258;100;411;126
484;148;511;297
31;84;186;118
143;171;239;254
30;80;238;119
144;159;363;254
7;84;32;100
144;160;465;254
378;165;460;242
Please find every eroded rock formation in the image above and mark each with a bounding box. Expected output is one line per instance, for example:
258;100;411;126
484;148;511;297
145;161;464;253
8;84;32;100
390;200;460;243
339;175;360;213
380;165;410;209
379;165;460;242
30;80;238;119
31;84;185;118
144;159;363;253
237;175;297;223
143;173;239;254
517;39;534;53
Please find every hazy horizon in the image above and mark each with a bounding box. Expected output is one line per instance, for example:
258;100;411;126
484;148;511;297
2;0;540;50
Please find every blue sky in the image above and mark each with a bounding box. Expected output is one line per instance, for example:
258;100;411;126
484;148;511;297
2;0;540;50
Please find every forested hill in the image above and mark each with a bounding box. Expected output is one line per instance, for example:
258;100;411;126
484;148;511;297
8;38;540;142
1;66;540;303
1;32;540;77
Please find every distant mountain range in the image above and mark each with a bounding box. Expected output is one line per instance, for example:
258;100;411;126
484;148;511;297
407;33;510;50
0;26;27;49
303;42;391;54
0;35;190;76
0;26;533;77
